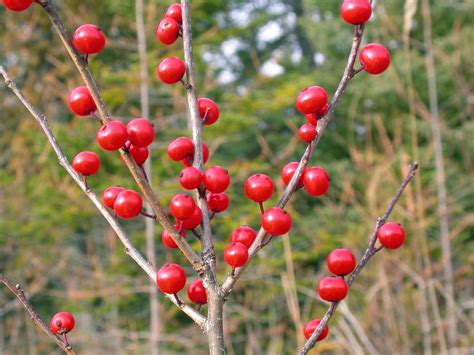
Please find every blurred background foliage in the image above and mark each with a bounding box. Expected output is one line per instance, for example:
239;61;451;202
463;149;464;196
0;0;473;354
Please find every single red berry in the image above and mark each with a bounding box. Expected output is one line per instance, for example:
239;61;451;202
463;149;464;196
162;225;186;249
244;174;274;202
181;142;209;167
377;222;406;249
318;277;349;302
127;118;155;147
169;193;196;220
327;249;356;276
180;206;203;230
102;186;125;209
317;103;330;118
207;193;230;213
49;312;75;335
198;98;220;125
167;137;194;161
298;124;317;143
113;189;143;219
359;43;391;75
281;162;304;188
1;0;32;12
157;57;186;84
303;167;330;196
305;114;318;126
156;17;180;45
165;3;182;23
122;144;149;166
303;319;329;341
72;151;100;176
156;264;186;294
261;208;292;236
203;166;230;193
73;24;106;55
187;279;207;305
224;243;249;268
179;167;203;190
68;86;96;116
230;226;256;249
296;86;328;115
96;120;128;151
341;0;372;25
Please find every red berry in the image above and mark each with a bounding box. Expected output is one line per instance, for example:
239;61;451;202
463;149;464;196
162;225;186;249
230;226;256;249
203;166;230;193
72;151;100;176
157;57;186;84
179;167;203;190
377;222;406;249
224;243;249;268
73;24;106;55
169;193;196;220
187;279;207;305
340;0;372;25
317;103;330;118
244;174;274;202
298;124;317;142
296;86;328;115
123;144;149;166
113;189;143;219
207;193;230;213
180;207;203;230
165;3;182;23
102;186;125;209
1;0;32;11
281;162;304;188
261;208;292;236
127;118;155;147
156;17;180;45
318;277;348;302
303;167;330;196
168;137;194;161
68;86;96;116
181;142;209;167
303;319;329;341
359;43;391;75
96;120;128;151
49;312;75;335
326;249;356;276
198;98;220;125
156;264;186;294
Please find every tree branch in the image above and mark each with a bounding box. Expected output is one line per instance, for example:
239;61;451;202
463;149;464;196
298;162;419;354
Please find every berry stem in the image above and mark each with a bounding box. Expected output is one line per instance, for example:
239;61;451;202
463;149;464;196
173;293;184;307
209;212;216;221
62;333;69;347
89;111;101;123
258;202;265;215
140;210;157;219
82;175;90;192
191;229;202;239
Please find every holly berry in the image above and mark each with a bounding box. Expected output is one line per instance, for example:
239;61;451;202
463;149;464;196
181;142;209;167
244;174;274;202
187;279;207;305
179;167;203;190
303;167;330;196
165;3;182;23
156;264;186;294
96;120;128;151
203;166;230;193
127;118;155;147
224;243;249;268
162;225;186;249
318;103;330;118
340;0;372;25
298;124;317;143
303;319;329;341
168;137;194;161
296;86;328;115
122;144;149;166
317;277;349;302
68;86;97;116
230;226;256;249
261;208;292;236
198;98;220;125
49;312;75;335
281;162;304;188
207;193;229;213
102;186;125;209
157;57;186;84
359;43;391;75
169;193;196;220
113;189;143;219
156;17;180;45
2;0;33;11
180;206;203;230
377;222;406;249
73;24;106;55
326;248;356;276
72;151;100;176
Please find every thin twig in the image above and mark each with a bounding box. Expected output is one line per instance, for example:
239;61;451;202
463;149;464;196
298;162;419;354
